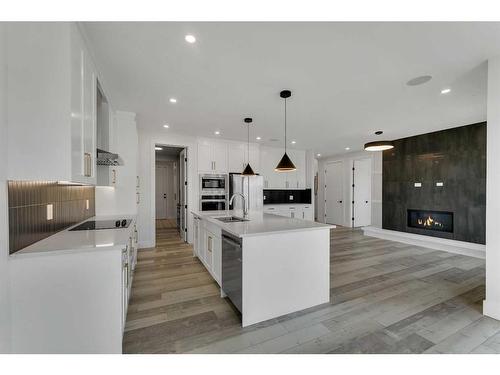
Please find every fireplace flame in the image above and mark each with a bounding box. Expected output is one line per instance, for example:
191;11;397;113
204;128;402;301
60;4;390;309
417;215;443;228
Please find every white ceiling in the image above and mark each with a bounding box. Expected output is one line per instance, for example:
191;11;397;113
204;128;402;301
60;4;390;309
82;22;500;157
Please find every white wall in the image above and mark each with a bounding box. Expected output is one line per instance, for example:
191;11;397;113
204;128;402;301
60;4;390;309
317;151;382;228
0;23;12;353
484;57;500;320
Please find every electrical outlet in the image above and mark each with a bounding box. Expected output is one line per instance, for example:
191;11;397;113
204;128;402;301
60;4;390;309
46;204;53;221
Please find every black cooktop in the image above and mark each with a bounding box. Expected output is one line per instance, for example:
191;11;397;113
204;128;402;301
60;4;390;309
69;219;131;231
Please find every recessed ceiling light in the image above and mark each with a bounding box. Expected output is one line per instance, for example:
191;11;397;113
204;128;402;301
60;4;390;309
317;153;321;157
406;75;432;86
214;131;220;135
185;35;196;44
291;140;296;144
441;88;451;94
169;98;177;103
256;136;261;140
163;124;169;128
345;147;350;151
155;147;163;151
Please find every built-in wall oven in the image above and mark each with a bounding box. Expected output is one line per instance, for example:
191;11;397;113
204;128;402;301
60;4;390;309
200;174;227;193
200;195;227;211
199;174;228;211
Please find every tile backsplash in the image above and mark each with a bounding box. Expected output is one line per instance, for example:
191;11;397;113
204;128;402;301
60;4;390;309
8;181;95;254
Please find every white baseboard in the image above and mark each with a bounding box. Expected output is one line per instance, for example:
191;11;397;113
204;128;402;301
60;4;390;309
483;300;500;321
362;226;485;259
138;240;154;250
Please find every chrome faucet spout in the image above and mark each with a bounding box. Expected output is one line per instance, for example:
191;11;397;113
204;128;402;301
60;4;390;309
229;193;248;218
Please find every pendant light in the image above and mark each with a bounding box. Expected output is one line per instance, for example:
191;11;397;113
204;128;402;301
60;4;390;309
242;117;256;176
364;130;394;151
275;90;297;172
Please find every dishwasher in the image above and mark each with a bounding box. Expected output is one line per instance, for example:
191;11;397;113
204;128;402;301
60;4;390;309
221;231;242;313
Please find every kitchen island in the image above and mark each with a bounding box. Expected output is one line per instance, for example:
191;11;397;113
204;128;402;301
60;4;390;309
191;210;333;327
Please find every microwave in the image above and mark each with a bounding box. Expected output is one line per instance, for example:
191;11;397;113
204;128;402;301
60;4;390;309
200;174;227;193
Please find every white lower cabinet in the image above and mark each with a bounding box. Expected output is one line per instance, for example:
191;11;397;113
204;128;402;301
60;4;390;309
193;215;222;286
264;204;314;221
10;218;138;353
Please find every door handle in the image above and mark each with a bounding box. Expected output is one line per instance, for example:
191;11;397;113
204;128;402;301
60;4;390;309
365;200;369;203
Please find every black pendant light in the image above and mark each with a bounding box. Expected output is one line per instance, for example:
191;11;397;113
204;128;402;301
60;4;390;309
364;130;394;151
242;117;256;176
275;90;297;172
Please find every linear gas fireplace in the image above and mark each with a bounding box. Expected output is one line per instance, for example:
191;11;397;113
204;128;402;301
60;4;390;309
407;209;453;233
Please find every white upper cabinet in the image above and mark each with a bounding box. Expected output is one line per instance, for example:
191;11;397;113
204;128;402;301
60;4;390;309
199;139;261;175
260;146;306;189
285;149;306;189
228;143;246;173
7;23;99;184
212;143;228;173
197;142;214;172
249;144;260;174
197;140;228;173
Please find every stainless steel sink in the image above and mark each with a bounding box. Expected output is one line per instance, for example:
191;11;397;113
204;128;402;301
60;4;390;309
215;216;249;223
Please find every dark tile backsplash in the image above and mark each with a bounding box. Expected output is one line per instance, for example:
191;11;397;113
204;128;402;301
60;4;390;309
263;189;312;205
8;181;95;254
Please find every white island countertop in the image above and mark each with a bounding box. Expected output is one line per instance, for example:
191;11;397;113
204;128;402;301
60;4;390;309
11;215;136;258
191;209;334;238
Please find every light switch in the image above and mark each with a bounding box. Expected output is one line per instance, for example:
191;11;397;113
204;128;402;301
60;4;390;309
289;195;294;200
414;182;422;187
46;204;53;221
436;182;444;187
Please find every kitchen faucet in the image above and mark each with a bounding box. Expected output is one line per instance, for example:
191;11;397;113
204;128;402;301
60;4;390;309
229;192;248;218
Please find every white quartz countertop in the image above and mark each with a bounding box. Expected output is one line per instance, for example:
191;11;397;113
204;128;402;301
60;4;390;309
10;215;136;258
191;210;334;238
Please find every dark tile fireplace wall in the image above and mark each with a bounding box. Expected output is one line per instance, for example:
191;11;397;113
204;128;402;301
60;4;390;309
382;122;486;244
8;181;95;254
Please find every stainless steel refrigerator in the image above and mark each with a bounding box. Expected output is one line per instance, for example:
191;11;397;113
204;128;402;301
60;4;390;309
228;173;264;211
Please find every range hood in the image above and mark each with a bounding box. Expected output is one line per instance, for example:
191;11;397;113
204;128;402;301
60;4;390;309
96;149;122;166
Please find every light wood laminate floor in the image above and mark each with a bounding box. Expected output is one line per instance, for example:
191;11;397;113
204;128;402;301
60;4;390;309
123;226;500;354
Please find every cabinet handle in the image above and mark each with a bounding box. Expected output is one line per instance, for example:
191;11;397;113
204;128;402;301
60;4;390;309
208;236;213;252
213;161;216;171
296;181;299;188
84;152;92;177
136;176;140;188
112;169;117;184
136;192;140;204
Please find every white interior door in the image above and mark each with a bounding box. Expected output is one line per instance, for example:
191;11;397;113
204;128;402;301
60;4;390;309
353;158;372;227
155;165;168;219
324;161;344;225
179;149;188;242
